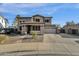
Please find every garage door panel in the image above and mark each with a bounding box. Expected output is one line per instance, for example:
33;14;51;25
44;29;56;34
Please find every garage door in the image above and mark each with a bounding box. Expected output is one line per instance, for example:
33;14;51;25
44;29;56;34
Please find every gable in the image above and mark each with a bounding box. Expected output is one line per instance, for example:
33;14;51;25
32;14;44;17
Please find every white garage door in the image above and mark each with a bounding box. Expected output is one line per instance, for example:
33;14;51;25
44;29;56;34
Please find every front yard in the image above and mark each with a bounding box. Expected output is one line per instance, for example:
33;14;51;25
0;34;43;44
0;34;79;56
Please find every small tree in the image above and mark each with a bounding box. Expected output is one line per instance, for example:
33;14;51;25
31;32;37;40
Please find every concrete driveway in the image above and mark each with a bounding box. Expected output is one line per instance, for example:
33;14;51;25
0;34;79;56
59;33;79;38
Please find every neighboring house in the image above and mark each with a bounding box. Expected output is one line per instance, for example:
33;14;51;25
0;16;8;29
13;14;58;35
63;21;79;35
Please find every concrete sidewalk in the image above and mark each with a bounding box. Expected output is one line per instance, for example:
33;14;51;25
0;34;79;56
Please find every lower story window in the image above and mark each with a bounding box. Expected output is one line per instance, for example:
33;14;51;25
32;26;40;31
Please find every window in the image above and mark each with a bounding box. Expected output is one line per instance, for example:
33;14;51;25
20;21;21;23
34;19;40;22
20;21;24;23
45;19;49;22
32;26;40;31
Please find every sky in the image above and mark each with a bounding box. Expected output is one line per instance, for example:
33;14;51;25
0;3;79;27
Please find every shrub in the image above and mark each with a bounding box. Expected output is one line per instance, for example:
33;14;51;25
31;32;37;40
0;35;8;44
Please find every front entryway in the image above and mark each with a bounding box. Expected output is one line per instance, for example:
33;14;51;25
27;25;31;34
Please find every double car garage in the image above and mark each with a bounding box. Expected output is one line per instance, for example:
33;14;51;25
44;28;56;34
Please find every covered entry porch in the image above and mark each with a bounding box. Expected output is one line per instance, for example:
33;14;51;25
19;24;44;35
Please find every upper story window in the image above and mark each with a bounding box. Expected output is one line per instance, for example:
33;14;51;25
19;21;25;24
20;21;22;23
34;19;40;22
45;19;50;23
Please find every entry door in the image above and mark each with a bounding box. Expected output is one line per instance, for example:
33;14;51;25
27;25;31;34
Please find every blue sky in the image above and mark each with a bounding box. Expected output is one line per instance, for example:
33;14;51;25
0;3;79;26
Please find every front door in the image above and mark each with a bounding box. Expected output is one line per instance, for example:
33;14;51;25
27;25;31;34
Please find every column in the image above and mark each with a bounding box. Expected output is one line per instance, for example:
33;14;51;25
41;25;44;35
30;25;33;34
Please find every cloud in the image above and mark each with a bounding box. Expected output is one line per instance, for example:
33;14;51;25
0;3;49;15
0;3;47;8
35;8;57;15
33;4;64;15
0;3;58;16
1;3;79;16
0;3;79;26
74;3;79;8
17;3;47;7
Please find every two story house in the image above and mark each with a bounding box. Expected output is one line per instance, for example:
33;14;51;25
63;21;79;34
13;14;57;35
